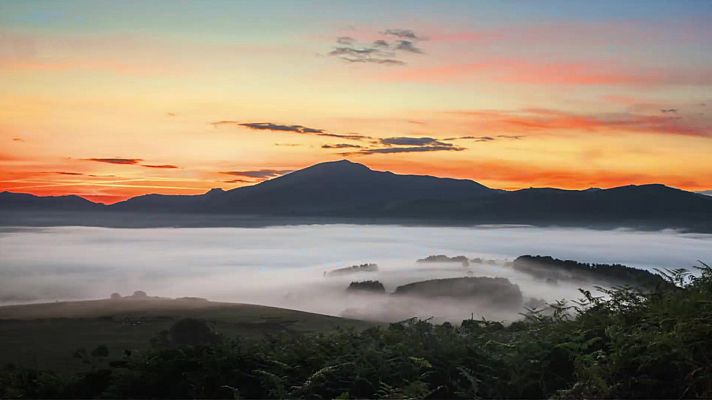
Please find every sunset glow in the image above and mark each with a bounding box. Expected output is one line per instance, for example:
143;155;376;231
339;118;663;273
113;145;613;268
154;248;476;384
2;1;711;203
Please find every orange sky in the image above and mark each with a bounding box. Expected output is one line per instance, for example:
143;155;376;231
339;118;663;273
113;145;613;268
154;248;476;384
1;1;711;203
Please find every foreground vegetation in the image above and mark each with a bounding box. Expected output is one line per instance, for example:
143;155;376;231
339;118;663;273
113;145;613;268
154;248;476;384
2;266;711;399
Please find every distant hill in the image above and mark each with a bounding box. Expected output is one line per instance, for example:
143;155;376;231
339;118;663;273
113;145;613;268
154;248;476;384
512;255;669;288
3;160;712;231
0;192;101;211
393;277;523;309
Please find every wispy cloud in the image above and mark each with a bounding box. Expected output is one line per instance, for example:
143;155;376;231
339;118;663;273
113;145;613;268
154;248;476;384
84;158;142;165
53;171;84;176
141;164;179;169
220;169;291;179
322;143;363;149
211;120;373;142
344;145;464;156
375;59;712;87
450;108;711;137
380;137;449;146
342;136;465;156
328;28;427;65
382;29;426;41
444;135;523;142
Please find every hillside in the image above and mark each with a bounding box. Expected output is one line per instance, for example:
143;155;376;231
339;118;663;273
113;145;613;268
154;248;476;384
0;297;373;371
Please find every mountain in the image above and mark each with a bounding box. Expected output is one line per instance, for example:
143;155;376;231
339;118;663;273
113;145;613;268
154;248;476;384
0;192;102;211
386;183;712;228
2;160;712;231
112;160;495;214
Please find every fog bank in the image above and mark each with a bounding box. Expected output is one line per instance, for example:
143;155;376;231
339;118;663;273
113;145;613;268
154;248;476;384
1;225;710;322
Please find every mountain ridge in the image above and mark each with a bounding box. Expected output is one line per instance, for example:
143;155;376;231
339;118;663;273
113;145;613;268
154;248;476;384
2;160;712;232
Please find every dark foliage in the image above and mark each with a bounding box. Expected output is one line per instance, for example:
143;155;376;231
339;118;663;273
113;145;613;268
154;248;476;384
2;266;711;399
513;255;670;288
347;280;386;294
393;277;523;309
326;263;378;277
417;255;470;266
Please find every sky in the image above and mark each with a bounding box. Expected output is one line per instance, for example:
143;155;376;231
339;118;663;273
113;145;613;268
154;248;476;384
1;0;711;203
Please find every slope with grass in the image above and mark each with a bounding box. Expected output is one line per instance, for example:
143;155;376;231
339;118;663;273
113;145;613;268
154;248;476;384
0;297;373;371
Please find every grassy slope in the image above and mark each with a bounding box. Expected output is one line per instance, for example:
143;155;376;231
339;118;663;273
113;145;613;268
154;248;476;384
0;297;373;371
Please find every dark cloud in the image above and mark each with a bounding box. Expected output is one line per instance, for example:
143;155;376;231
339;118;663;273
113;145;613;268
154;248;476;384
210;120;240;127
381;137;451;146
240;122;325;134
220;169;291;179
224;179;252;184
322;143;363;149
343;145;464;156
12;137;24;142
660;108;678;113
142;164;179;169
54;171;84;176
342;135;465;156
318;132;373;141
336;36;355;45
373;39;389;48
212;120;372;142
445;136;495;142
383;29;426;41
328;28;426;65
445;135;524;142
166;112;176;117
329;45;404;65
85;158;142;165
394;40;423;54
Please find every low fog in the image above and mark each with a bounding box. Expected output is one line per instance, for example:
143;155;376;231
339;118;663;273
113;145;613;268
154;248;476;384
1;225;711;322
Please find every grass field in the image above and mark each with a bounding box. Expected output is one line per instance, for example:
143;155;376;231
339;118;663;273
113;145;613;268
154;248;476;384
0;297;374;371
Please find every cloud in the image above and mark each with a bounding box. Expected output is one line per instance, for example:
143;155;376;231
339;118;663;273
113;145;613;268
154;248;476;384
53;171;84;176
449;108;711;138
322;143;363;149
238;122;325;134
443;135;523;142
12;137;24;142
328;28;427;65
383;29;426;41
318;132;373;141
445;136;496;142
343;145;464;156
381;137;451;146
394;40;423;54
142;164;178;169
342;135;465;156
224;179;251;184
220;169;291;179
84;158;142;165
211;121;324;134
211;120;373;142
661;108;678;113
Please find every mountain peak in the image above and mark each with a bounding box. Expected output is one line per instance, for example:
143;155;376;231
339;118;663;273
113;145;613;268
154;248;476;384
307;159;371;172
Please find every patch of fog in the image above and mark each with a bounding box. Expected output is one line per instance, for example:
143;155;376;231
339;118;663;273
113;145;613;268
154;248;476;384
1;225;711;322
